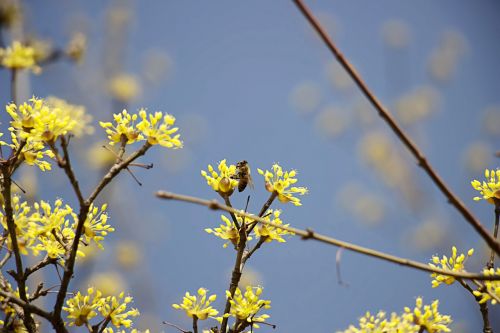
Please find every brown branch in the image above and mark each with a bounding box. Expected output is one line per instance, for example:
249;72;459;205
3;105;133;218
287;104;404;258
487;202;500;269
291;0;500;257
0;290;52;322
459;280;493;333
60;136;85;205
52;142;152;328
0;167;37;333
156;191;500;282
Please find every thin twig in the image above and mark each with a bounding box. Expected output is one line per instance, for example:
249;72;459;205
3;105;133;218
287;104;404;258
487;202;500;268
291;0;500;257
0;290;52;322
156;191;500;282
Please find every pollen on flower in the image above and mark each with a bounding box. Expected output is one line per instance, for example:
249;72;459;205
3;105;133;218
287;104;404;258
471;169;500;204
201;159;239;195
429;246;474;288
257;164;308;206
172;288;218;320
205;214;252;248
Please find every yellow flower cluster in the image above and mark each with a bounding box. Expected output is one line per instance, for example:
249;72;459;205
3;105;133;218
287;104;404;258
258;164;308;206
473;268;500;304
201;159;239;194
339;298;451;333
471;169;500;204
205;215;246;248
254;209;294;243
225;286;271;329
3;97;93;170
172;288;218;320
404;298;451;333
0;197;112;260
63;288;140;329
100;109;182;148
429;246;474;287
0;41;40;73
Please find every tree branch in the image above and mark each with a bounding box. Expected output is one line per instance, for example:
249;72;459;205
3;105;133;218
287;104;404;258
291;0;500;256
156;191;500;282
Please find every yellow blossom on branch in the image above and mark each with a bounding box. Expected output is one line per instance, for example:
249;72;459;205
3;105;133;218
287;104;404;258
257;164;307;206
253;209;294;243
99;292;140;328
473;268;500;304
201;159;238;194
45;96;93;136
0;41;40;73
63;287;103;326
100;110;142;145
136;109;182;148
172;288;218;320
81;203;114;250
403;298;452;333
429;246;474;287
205;214;252;248
224;286;270;329
471;169;500;204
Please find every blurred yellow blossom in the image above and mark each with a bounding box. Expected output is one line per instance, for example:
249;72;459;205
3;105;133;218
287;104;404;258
108;73;141;102
429;247;474;287
116;241;142;269
257;164;308;206
201;159;238;195
394;86;440;125
0;41;40;73
45;96;94;136
471;169;500;204
254;209;294;243
172;288;218;320
462;142;493;173
289;81;322;114
87;272;126;297
381;20;411;49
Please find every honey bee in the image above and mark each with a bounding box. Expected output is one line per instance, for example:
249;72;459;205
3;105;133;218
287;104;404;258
232;160;254;192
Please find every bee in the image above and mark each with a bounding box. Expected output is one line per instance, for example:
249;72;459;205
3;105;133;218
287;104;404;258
232;160;254;192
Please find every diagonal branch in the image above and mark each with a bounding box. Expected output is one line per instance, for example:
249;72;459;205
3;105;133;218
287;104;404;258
156;191;500;282
291;0;500;256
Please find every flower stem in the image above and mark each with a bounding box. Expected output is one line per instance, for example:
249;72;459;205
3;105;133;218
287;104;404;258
487;202;500;269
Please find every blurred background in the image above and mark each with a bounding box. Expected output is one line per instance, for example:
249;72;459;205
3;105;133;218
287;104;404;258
1;0;499;331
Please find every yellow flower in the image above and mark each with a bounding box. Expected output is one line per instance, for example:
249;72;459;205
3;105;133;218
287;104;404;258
45;96;94;136
81;203;114;250
63;287;103;326
100;110;143;145
108;73;141;102
473;268;500;304
136;109;182;148
205;214;252;248
254;209;294;243
429;247;474;287
172;288;218;320
0;41;39;72
257;164;307;206
225;286;270;328
201;160;238;194
1;132;55;171
471;169;500;204
99;292;140;328
403;298;452;333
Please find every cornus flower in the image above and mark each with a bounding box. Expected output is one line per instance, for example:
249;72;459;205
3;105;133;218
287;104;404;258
63;288;103;326
0;41;40;73
136;109;182;148
45;96;93;136
81;203;114;249
225;286;271;329
2;132;55;171
403;298;452;333
339;311;415;333
99;292;140;328
201;159;238;194
172;288;218;320
254;210;294;243
429;247;474;287
471;169;500;204
205;214;252;248
257;164;307;206
473;268;500;304
100;110;143;145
